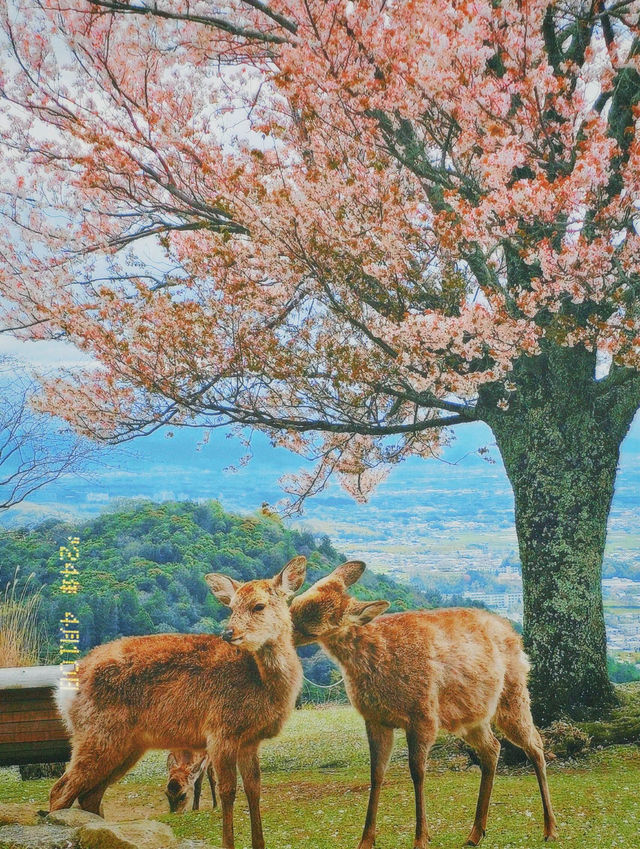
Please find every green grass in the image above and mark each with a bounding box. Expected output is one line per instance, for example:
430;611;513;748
1;705;639;848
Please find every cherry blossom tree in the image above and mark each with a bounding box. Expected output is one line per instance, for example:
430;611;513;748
0;0;639;721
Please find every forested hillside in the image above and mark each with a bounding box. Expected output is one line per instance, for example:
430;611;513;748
0;499;440;684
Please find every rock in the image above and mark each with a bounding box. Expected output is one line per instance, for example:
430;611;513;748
46;811;103;829
0;805;39;827
0;823;79;849
78;820;176;849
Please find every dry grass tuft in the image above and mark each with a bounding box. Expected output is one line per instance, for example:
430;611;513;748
0;567;41;667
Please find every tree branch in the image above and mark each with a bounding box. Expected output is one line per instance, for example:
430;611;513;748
84;0;293;45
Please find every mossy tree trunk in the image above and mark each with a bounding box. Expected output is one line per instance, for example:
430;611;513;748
480;344;640;724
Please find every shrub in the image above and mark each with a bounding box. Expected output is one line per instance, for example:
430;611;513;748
542;721;591;759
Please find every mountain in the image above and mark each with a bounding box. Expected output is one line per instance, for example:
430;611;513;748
0;499;441;689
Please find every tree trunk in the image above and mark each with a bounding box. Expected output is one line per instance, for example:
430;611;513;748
481;345;638;724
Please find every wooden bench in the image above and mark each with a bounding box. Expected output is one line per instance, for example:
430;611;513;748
0;666;71;766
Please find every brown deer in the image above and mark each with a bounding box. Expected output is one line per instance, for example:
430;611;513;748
290;561;557;848
51;556;307;849
166;750;217;813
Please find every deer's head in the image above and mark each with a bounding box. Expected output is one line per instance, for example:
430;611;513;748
206;556;307;652
165;751;208;813
290;560;389;645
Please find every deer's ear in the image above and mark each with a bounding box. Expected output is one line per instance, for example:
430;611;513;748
348;599;389;626
205;573;242;606
188;757;208;782
273;556;307;597
332;560;366;587
167;752;178;769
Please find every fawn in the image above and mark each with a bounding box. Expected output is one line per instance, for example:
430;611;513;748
290;561;557;848
51;556;307;849
166;750;217;812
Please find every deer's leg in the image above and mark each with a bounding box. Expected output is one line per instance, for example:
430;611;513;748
207;763;218;808
528;738;557;843
78;748;144;815
496;717;557;839
357;721;394;849
193;767;204;811
407;721;436;849
211;739;238;849
495;690;558;841
238;743;264;849
49;771;82;812
529;738;557;843
461;723;501;846
50;736;130;812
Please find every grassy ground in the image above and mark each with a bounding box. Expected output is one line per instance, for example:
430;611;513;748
1;704;639;848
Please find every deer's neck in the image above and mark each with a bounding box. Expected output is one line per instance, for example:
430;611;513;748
253;634;302;699
320;628;375;677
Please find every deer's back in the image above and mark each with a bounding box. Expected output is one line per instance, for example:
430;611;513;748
331;608;525;734
66;633;284;748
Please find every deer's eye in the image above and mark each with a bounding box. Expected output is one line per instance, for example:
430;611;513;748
253;603;266;613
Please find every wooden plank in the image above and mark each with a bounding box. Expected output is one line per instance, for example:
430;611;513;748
0;719;69;743
0;706;63;723
0;740;70;767
1;689;60;712
2;685;57;698
0;731;69;746
0;666;62;689
0;690;58;716
0;716;65;736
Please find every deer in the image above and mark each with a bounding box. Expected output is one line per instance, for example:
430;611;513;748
165;750;217;813
51;556;307;849
290;561;557;848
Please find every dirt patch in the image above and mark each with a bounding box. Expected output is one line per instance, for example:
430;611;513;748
101;785;175;823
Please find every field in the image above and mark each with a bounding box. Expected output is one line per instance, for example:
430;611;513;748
1;704;639;848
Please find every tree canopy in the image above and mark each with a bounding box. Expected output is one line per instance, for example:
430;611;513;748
1;0;638;504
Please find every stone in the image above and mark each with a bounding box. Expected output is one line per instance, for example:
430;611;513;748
0;805;39;827
0;823;78;849
46;811;103;829
78;820;176;849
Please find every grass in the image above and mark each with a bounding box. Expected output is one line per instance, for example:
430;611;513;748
1;705;639;848
0;568;41;668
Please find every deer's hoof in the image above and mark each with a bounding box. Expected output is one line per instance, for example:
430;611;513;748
465;826;486;846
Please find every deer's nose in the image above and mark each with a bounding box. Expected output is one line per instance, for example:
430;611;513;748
221;628;235;643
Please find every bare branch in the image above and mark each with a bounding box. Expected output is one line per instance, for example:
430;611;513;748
0;359;102;511
84;0;294;45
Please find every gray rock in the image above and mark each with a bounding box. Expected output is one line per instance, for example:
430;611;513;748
46;811;103;829
0;823;78;849
78;820;176;849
